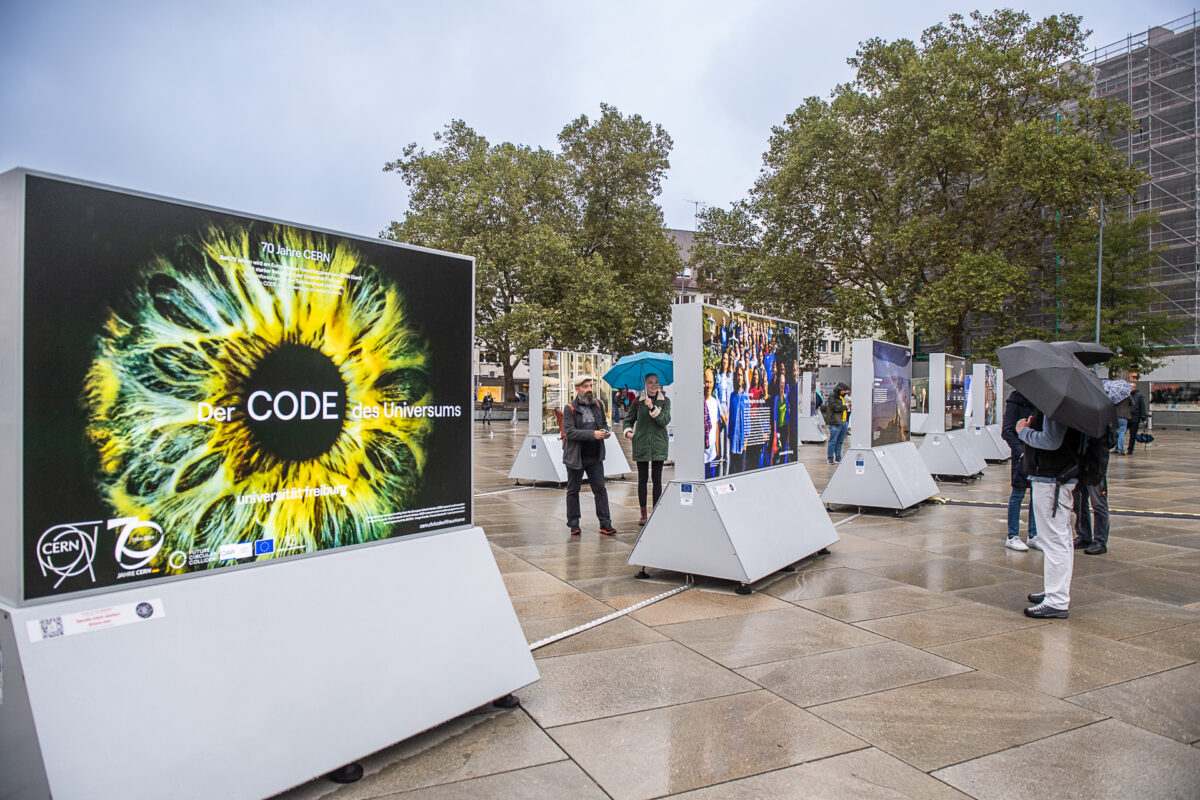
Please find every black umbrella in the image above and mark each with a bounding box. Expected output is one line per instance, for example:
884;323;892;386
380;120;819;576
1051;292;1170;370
1050;340;1114;366
997;340;1117;438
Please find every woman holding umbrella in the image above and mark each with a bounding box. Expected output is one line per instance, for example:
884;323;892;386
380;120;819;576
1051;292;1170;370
623;373;671;525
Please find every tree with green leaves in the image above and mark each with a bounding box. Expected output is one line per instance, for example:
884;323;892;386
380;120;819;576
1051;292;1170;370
382;107;680;400
695;10;1143;358
1056;213;1182;374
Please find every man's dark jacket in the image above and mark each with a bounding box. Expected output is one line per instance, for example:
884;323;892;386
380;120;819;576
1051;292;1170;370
562;395;608;470
1002;389;1038;489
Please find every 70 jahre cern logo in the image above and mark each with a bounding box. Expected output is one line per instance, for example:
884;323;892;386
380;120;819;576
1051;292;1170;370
37;521;101;588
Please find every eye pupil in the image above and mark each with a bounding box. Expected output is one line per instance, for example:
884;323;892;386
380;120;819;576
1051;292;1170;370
242;344;346;462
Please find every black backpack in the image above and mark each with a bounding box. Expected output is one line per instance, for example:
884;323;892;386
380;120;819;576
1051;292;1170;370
1062;425;1116;486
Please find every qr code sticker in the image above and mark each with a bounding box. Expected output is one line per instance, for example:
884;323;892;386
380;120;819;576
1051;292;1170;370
39;616;64;639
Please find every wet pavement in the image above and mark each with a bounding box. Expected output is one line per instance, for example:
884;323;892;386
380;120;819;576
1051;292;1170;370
281;422;1200;799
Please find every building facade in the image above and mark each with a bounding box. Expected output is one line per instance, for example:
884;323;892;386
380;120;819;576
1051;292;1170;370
1087;13;1200;351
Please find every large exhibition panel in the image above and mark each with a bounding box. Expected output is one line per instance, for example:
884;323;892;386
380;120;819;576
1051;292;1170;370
0;170;538;799
629;304;836;585
6;172;476;603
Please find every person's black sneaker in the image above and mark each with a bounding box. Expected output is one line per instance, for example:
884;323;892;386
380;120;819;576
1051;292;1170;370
1073;537;1091;549
1084;542;1107;555
1027;592;1046;603
1024;603;1068;619
599;526;617;536
827;458;835;465
569;527;581;537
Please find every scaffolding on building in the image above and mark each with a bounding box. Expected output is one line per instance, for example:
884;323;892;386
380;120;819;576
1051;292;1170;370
1087;12;1200;350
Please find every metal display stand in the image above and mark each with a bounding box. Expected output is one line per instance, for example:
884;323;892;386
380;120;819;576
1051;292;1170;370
509;432;631;482
797;415;827;443
969;364;1011;461
819;340;938;510
821;442;939;510
0;171;539;800
919;430;987;478
1;527;538;800
628;463;838;587
968;424;1010;460
509;348;630;482
798;373;828;442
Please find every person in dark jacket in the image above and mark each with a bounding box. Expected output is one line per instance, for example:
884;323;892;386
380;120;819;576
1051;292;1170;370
623;373;671;525
821;384;850;464
1126;388;1148;454
1001;390;1039;551
562;375;614;537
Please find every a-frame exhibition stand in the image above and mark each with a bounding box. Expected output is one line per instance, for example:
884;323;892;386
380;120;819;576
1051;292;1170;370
820;339;937;510
1;530;538;800
628;304;837;587
917;353;986;478
509;348;632;483
798;372;827;443
968;363;1011;461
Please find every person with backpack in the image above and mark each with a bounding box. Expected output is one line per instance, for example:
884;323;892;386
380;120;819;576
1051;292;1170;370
562;375;615;537
623;372;671;525
1016;411;1081;619
821;384;850;464
1000;389;1039;551
481;393;494;425
1074;399;1118;554
1127;387;1148;454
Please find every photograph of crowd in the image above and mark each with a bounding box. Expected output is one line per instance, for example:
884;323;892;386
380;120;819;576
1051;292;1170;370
870;341;912;446
945;355;966;430
702;307;799;478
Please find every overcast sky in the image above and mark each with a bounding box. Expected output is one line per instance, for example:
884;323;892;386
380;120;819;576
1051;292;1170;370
2;1;1194;237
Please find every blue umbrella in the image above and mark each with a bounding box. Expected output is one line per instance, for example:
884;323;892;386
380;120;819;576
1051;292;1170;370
603;351;674;389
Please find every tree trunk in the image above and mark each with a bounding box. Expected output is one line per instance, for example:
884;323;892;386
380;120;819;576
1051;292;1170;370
502;357;518;403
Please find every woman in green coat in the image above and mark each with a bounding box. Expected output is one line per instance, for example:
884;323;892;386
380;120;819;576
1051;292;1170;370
623;373;672;525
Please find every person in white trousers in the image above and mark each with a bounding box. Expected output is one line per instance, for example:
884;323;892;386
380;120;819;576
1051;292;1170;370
1016;413;1076;619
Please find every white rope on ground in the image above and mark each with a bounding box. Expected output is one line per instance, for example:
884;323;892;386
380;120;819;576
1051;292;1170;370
527;513;855;652
529;583;692;651
475;486;535;496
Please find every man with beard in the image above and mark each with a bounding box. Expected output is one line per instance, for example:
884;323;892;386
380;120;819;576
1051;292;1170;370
562;375;615;537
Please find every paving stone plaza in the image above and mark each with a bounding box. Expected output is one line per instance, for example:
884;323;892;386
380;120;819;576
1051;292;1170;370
276;421;1200;800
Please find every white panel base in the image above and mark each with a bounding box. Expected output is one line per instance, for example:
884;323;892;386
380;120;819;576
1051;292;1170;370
508;433;632;482
798;415;827;443
627;463;838;584
968;424;1011;461
919;431;987;477
0;527;538;800
821;442;939;510
911;412;932;435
